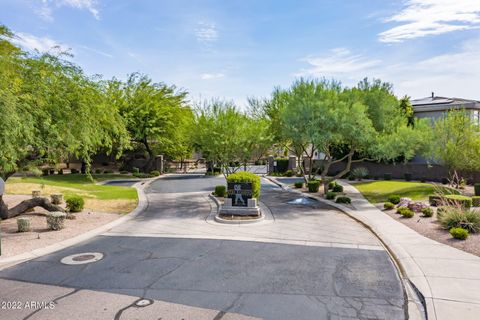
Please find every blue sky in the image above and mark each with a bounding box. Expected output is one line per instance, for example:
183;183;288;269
1;0;480;106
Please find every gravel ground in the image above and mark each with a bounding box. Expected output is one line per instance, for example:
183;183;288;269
376;203;480;257
0;195;121;258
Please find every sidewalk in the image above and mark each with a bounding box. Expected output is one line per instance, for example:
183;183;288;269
269;177;480;320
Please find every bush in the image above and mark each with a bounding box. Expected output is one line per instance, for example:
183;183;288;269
332;184;343;193
387;195;401;205
274;158;289;173
132;167;140;174
120;170;129;174
307;180;321;193
439;208;480;233
348;175;355;181
46;212;66;230
326;191;336;200
437;206;449;217
383;173;392;180
284;169;294;177
17;217;31;232
475;183;480;196
444;195;472;208
422;207;434;217
95;168;103;174
294;181;303;188
336;196;351;204
104;169;114;174
351;167;369;180
66;195;85;213
450;227;469;240
441;177;449;185
133;172;155;179
429;195;442;206
408;201;429;212
150;170;161;176
472;196;480;207
214;185;226;197
400;208;414;218
396;206;410;215
227;172;261;198
420;176;426;183
373;176;379;180
404;172;412;181
384;202;395;210
58;169;64;175
70;168;78;174
50;194;63;205
328;181;336;190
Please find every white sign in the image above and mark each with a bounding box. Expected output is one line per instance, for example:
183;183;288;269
0;177;4;196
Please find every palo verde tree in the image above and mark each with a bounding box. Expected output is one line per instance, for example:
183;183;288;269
0;26;129;219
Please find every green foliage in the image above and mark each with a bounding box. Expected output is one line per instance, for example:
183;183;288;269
66;195;85;213
332;184;343;192
399;96;415;127
475;183;480;196
150;170;161;176
275;159;289;173
284;169;294;177
351;167;369;180
439;208;480;233
17;217;31;232
443;195;472;208
422;207;434;217
326;191;336;200
133;172;155;179
383;173;392;180
294;181;303;188
388;195;401;204
404;173;412;181
328;181;336;190
429;195;442;206
396;206;410;215
400;208;414;218
131;167;140;174
450;227;469;240
227;172;261;198
437;206;449;217
307;180;321;192
335;196;351;204
214;185;226;197
384;202;395;210
472;196;480;207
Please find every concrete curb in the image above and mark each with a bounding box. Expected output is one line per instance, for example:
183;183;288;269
0;176;162;271
265;176;426;320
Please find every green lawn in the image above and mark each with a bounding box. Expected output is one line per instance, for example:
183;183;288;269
354;180;458;203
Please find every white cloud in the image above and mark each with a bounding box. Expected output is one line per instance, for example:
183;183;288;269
78;45;113;58
296;48;380;77
200;73;224;80
36;0;100;21
380;0;480;42
12;32;70;53
194;22;218;43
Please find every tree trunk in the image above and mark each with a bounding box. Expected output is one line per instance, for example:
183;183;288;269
142;138;155;173
0;196;64;220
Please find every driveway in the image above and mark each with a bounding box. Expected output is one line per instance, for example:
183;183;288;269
0;174;406;320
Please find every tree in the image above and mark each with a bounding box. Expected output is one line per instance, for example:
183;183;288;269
399;95;415;127
114;73;189;172
427;110;480;187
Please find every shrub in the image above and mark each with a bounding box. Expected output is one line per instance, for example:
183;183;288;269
420;176;426;183
383;173;392;180
50;194;63;205
351;167;369;180
294;181;303;188
373;176;379;180
398;197;413;208
472;196;480;207
326;191;336;200
404;172;412;181
384;202;395;210
132;167;140;174
400;208;414;218
58;169;64;175
283;170;293;177
214;185;226;197
274;158;289;173
133;172;155;179
439;209;480;233
227;172;261;198
46;212;66;230
450;227;469;240
95;168;103;174
443;195;472;208
332;184;343;193
422;207;434;217
387;195;401;205
408;201;429;212
66;195;85;213
17;217;31;232
104;169;114;174
150;170;161;176
348;175;355;181
429;195;442;206
441;177;449;185
336;196;351;204
475;183;480;196
120;170;129;174
307;180;321;193
328;181;336;190
437;206;449;217
70;168;78;174
396;206;410;215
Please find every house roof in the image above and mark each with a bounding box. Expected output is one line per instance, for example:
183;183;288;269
411;96;480;113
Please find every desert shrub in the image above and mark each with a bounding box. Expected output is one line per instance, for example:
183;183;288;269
150;170;161;176
214;185;226;197
384;202;395;210
307;180;321;193
383;173;392;180
95;168;103;174
284;170;294;177
422;207;434;217
472;196;480;207
404;172;412;181
66;195;84;213
50;194;63;205
274;158;289;173
46;212;67;230
444;195;472;208
450;227;469;240
429;195;442;206
436;206;449;217
325;191;336;200
131;167;140;174
351;167;368;180
400;208;414;218
17;217;31;232
332;184;343;192
439;209;480;233
475;183;480;196
396;206;410;215
328;181;336;190
336;196;351;204
227;172;261;198
294;181;303;188
387;195;401;205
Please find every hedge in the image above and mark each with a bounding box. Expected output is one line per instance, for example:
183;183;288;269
308;180;321;192
227;172;261;199
473;196;480;207
443;194;472;208
274;158;289;173
475;183;480;196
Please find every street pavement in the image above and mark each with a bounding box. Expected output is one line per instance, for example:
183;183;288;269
0;174;406;320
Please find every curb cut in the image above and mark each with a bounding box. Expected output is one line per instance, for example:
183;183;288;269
0;175;162;271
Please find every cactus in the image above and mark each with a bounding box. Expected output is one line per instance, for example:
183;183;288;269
50;194;63;205
17;217;31;232
46;211;66;230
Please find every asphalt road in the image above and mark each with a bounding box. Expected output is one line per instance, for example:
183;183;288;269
0;174;406;320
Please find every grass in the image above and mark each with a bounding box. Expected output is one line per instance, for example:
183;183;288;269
5;174;139;213
354;180;458;203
